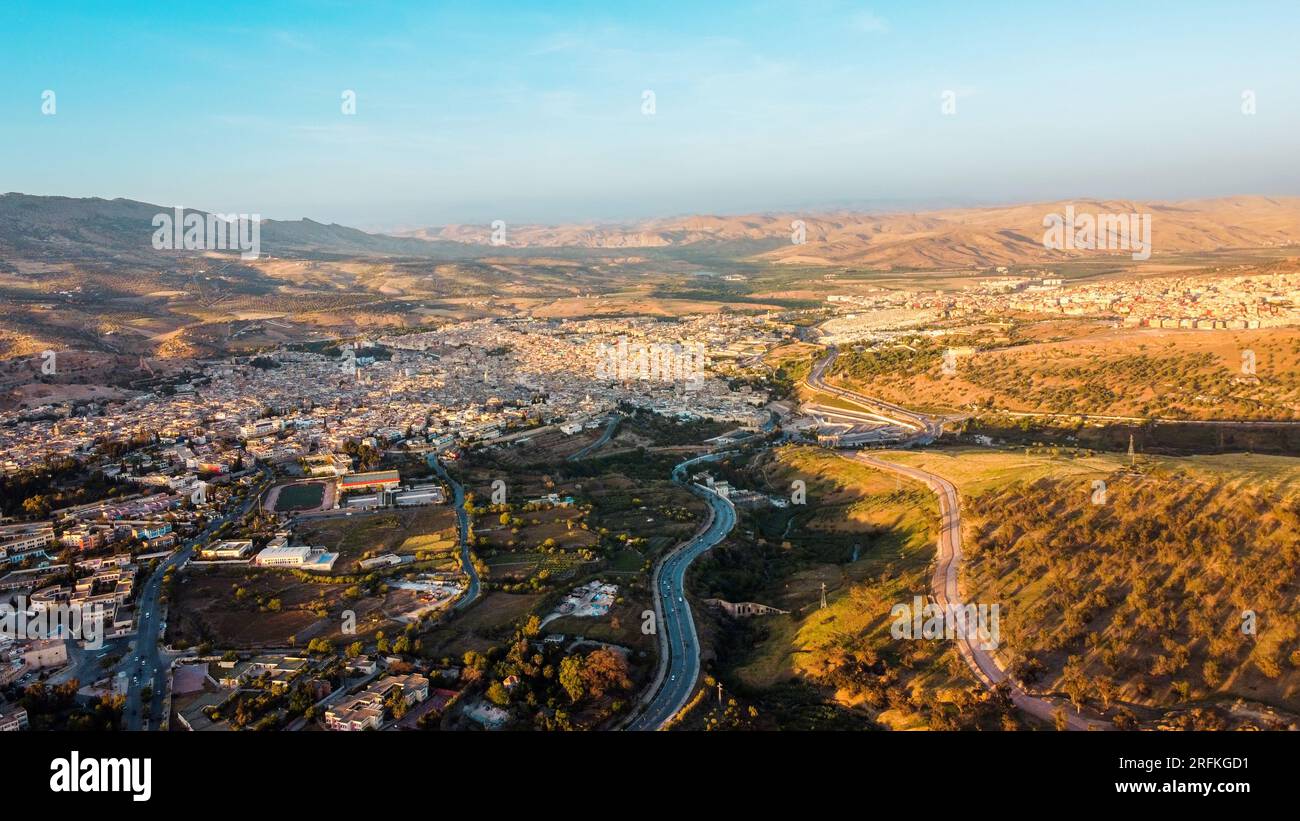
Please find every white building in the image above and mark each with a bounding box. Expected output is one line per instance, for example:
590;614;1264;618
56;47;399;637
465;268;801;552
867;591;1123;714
239;418;284;439
253;544;338;572
199;540;254;560
394;484;445;506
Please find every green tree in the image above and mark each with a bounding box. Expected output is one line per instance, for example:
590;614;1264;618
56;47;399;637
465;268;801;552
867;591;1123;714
486;681;510;706
559;656;585;703
522;615;541;638
580;647;632;698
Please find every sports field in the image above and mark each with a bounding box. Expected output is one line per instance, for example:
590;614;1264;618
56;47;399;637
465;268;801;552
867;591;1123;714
273;481;327;512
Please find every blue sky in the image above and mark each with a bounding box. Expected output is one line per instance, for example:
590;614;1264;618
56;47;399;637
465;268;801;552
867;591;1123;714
2;0;1298;228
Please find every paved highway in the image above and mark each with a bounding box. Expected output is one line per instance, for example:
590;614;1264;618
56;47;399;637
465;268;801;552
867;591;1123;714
567;415;620;462
428;455;481;611
625;454;737;731
121;467;272;730
805;346;942;440
851;453;1107;730
121;548;185;730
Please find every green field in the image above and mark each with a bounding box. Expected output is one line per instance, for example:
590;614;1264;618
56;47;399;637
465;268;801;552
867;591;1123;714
273;482;326;511
484;550;589;581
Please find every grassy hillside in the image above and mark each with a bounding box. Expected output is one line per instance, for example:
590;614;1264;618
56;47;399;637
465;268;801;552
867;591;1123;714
830;324;1300;421
964;470;1300;728
690;445;1023;730
873;446;1300;728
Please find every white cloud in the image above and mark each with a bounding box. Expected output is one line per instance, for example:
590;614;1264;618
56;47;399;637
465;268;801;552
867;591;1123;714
853;11;889;33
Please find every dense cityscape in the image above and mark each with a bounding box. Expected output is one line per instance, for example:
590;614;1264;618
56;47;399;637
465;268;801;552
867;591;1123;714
4;0;1297;807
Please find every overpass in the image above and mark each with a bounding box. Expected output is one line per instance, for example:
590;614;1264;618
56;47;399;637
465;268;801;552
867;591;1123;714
803;346;941;442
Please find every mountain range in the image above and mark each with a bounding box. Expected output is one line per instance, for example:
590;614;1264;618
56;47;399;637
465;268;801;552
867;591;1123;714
4;192;1300;270
0;193;470;262
407;195;1300;268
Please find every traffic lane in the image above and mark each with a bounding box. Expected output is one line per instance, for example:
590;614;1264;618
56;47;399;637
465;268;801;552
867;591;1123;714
806;347;929;432
632;460;735;728
122;529;201;725
638;600;693;728
123;473;270;728
629;494;733;730
640;497;733;727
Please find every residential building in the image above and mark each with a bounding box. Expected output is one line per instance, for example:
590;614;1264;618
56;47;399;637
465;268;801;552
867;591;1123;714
0;703;29;731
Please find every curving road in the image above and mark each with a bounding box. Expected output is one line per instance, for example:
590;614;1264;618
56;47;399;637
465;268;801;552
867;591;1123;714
851;453;1107;730
803;344;1105;728
805;346;940;440
428;455;481;611
625;454;737;731
567;415;620;462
